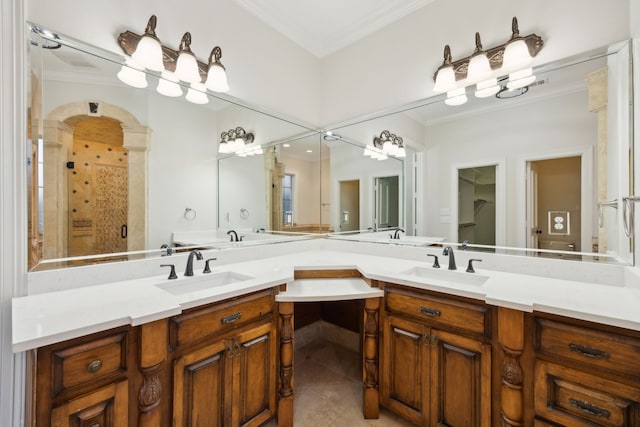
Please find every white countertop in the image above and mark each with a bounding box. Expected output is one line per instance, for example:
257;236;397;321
13;243;640;353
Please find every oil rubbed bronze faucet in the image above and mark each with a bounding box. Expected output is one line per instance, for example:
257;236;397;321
227;230;239;242
442;246;457;270
184;250;203;276
390;228;405;239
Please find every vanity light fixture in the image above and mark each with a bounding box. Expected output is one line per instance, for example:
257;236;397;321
117;15;230;102
219;127;259;156
432;17;543;105
368;130;406;159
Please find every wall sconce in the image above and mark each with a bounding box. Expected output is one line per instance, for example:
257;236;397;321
364;130;406;160
432;17;543;106
116;15;230;104
219;127;261;156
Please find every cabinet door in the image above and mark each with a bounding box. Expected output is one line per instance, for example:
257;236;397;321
232;322;277;427
380;315;430;425
429;329;491;427
51;380;128;427
173;339;232;427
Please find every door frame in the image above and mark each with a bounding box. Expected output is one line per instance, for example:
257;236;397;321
517;147;593;252
373;174;401;230
338;179;360;232
450;159;506;246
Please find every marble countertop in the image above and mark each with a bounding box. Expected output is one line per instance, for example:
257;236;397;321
13;244;640;353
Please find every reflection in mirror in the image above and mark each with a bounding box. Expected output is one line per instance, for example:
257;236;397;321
27;24;318;271
327;40;633;264
458;166;496;246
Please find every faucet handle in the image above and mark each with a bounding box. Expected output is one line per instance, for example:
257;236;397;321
203;258;217;274
160;264;178;280
427;254;440;268
466;259;482;273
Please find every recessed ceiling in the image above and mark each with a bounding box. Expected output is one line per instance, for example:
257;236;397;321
233;0;436;58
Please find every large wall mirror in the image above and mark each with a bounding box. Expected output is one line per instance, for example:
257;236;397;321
27;22;633;271
27;23;320;270
327;40;634;264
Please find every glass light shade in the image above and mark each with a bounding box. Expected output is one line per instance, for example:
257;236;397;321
363;146;373;156
502;38;532;72
205;64;229;93
218;142;232;153
507;67;536;89
467;52;491;84
475;78;500;98
131;35;164;72
156;71;183;97
117;61;148;88
185;83;209;105
175;51;201;84
382;140;393;154
433;65;456;93
396;147;406;158
445;87;467;106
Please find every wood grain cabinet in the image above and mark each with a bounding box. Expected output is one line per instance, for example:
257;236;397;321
32;325;137;427
379;284;492;426
533;316;640;426
169;288;278;427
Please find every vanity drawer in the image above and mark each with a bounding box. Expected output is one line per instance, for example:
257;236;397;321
384;286;491;337
170;289;274;350
534;318;640;380
535;360;640;426
50;331;128;396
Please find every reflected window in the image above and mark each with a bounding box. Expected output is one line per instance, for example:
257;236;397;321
283;174;293;225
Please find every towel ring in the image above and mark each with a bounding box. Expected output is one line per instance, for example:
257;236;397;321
184;208;197;221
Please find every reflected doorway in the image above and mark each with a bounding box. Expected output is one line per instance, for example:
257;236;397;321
339;180;360;232
66;116;128;257
457;166;496;246
374;176;399;229
526;156;581;252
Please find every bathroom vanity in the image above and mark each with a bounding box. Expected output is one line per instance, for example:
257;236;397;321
14;241;640;426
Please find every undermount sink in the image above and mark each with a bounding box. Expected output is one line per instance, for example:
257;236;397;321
401;266;489;287
155;271;254;295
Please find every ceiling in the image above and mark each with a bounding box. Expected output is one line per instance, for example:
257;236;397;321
232;0;436;58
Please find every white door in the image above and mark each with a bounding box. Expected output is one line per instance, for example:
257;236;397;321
526;162;540;249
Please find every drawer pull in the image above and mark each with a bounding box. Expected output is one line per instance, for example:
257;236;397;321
420;307;441;317
568;343;610;360
87;360;103;373
569;398;611;418
89;424;100;427
221;312;242;324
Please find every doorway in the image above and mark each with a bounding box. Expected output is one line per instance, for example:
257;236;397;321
66;116;128;257
374;176;399;229
339;180;360;232
527;156;581;252
457;166;496;246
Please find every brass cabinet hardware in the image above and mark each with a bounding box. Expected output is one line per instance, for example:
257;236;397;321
86;360;103;373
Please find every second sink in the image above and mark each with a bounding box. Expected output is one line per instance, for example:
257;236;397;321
401;266;489;287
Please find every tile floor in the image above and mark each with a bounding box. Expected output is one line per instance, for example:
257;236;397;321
264;338;416;426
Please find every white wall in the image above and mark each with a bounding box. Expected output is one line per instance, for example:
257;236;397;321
27;0;322;125
218;154;266;230
320;0;631;125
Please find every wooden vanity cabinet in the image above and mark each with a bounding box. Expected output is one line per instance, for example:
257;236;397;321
379;283;493;426
532;314;640;426
31;325;138;427
169;288;278;427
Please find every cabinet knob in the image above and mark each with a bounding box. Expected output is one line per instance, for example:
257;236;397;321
87;359;102;373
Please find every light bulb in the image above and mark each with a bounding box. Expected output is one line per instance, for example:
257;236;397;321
434;65;456;93
206;63;229;93
132;36;164;72
176;51;201;84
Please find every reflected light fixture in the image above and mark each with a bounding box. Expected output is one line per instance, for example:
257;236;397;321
117;15;231;102
432;17;543;105
365;130;406;159
219;127;258;156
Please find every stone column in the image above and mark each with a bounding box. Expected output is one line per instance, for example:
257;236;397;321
122;125;151;252
42;120;72;260
586;68;608;253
